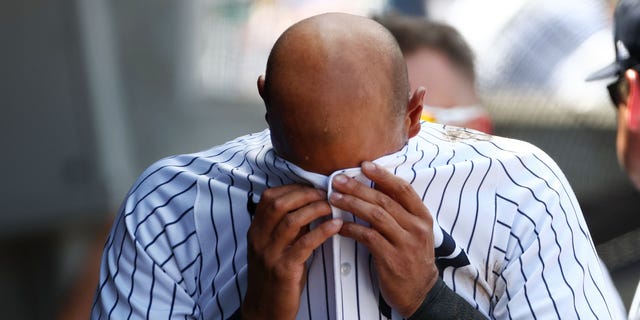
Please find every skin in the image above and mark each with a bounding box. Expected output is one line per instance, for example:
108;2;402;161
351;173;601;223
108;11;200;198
404;48;493;133
242;13;437;319
405;48;477;108
616;69;640;189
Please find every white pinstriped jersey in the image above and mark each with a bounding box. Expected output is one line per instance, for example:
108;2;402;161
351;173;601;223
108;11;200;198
92;122;616;319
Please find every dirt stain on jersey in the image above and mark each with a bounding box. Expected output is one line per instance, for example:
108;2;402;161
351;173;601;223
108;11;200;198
444;126;492;142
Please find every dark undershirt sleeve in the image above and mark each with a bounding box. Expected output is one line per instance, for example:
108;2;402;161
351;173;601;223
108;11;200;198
227;307;242;320
407;277;488;320
228;277;487;320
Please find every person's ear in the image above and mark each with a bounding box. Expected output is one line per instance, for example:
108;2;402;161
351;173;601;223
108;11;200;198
257;75;272;127
625;69;640;132
406;86;426;138
257;75;266;101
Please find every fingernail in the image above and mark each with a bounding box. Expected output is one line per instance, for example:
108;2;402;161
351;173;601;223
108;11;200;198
362;161;376;171
333;174;347;184
330;191;343;202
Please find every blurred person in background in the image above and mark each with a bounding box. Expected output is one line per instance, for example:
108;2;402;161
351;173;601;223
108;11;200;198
427;0;613;108
587;0;640;318
588;0;640;190
374;14;493;134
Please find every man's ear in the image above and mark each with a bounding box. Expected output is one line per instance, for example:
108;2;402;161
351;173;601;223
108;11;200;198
406;86;426;138
625;69;640;132
258;75;271;127
257;75;266;101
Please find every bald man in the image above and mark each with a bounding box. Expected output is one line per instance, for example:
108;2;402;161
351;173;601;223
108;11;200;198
92;13;616;319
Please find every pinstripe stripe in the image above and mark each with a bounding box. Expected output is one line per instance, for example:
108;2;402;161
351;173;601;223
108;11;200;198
305;266;313;320
208;181;221;303
472;269;481;310
509;231;537;319
209;181;224;320
485;194;499;281
354;233;362;319
466;158;492;251
588;267;614;319
408;145;423;184
125;243;138;320
146;263;156;319
435;156;456;220
449;162;473;234
169;283;177;318
106;213;132;316
225;177;243;306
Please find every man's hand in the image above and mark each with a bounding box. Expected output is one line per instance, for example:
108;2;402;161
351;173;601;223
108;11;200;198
329;161;439;318
241;184;342;320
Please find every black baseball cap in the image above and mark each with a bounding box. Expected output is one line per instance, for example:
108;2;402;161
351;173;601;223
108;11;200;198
586;0;640;81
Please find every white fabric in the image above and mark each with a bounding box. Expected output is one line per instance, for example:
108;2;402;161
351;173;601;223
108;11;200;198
629;282;640;320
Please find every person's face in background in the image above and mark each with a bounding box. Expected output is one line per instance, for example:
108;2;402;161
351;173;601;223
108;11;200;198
613;68;640;189
403;47;493;134
404;48;471;108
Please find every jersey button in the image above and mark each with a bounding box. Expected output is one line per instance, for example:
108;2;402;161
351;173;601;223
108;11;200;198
340;262;351;276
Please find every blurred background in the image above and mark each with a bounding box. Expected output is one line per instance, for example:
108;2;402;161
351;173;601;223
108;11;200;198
2;0;639;319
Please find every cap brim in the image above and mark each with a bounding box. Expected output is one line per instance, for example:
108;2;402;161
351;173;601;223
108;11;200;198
585;61;620;81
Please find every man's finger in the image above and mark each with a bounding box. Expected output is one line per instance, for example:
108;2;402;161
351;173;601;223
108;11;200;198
329;190;404;241
361;161;430;219
338;222;394;259
270;200;332;251
254;185;327;232
330;174;414;229
286;219;343;264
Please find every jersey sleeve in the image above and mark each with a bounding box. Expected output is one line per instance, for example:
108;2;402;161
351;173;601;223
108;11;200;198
91;158;203;319
492;149;614;319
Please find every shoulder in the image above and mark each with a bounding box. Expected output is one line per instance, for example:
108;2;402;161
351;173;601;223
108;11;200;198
121;129;272;238
114;130;271;264
416;122;557;167
128;129;272;201
416;122;574;203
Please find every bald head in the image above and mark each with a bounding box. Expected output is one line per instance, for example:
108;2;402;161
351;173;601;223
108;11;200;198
263;13;408;113
259;13;421;174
